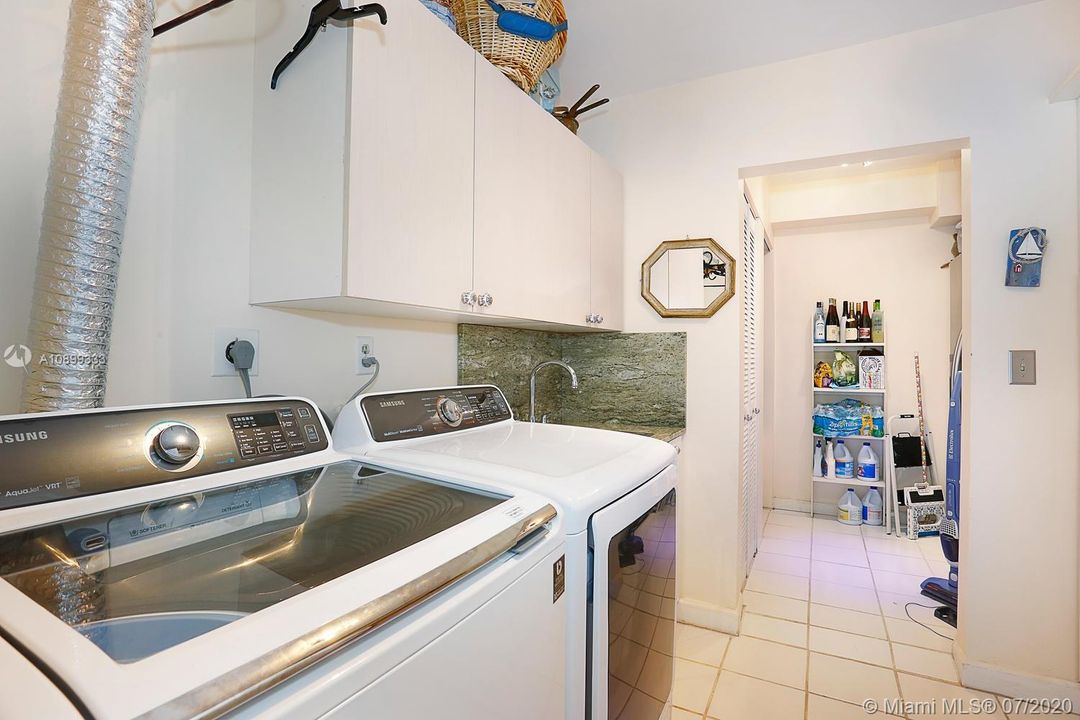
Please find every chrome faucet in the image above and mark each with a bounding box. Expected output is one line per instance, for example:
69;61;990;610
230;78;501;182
529;360;579;423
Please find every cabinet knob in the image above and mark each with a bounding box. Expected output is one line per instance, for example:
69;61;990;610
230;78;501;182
585;314;595;324
461;291;476;306
477;293;493;307
596;314;604;324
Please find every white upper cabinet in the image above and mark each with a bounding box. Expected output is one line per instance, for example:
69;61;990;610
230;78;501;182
252;0;474;313
250;0;622;330
588;151;624;330
345;1;476;311
473;59;590;327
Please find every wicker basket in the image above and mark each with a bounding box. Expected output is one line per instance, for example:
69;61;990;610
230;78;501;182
450;0;567;91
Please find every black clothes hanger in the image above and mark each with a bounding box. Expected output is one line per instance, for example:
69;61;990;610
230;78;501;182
271;0;388;89
152;0;387;90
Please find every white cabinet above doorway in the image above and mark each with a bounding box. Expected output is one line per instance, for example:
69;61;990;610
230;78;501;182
250;0;623;332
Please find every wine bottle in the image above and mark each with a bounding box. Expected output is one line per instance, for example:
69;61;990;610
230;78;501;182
871;299;885;343
826;298;840;342
844;300;858;342
859;300;872;341
813;302;826;343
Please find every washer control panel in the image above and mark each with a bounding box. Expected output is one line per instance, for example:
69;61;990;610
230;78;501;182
0;399;329;510
228;406;321;459
361;386;511;443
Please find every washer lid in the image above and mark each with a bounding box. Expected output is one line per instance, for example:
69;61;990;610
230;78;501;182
0;459;556;720
360;422;676;533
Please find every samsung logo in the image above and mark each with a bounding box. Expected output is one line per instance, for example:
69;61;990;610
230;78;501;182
379;400;406;408
0;431;49;445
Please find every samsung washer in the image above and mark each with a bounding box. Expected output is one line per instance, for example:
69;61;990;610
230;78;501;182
0;397;565;720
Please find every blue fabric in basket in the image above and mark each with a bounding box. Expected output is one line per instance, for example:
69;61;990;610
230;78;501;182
485;0;567;41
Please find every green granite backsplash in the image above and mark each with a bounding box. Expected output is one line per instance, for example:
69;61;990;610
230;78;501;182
457;325;686;428
560;332;686;426
457;326;563;422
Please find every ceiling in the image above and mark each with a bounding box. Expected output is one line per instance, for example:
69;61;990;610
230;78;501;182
555;0;1044;102
764;150;960;188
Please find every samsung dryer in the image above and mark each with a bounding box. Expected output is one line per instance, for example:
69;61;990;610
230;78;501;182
335;385;679;720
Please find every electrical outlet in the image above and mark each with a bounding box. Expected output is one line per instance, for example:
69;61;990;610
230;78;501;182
356;336;375;375
1009;349;1036;385
213;328;260;377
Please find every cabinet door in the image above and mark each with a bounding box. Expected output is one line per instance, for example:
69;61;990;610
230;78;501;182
588;152;624;330
345;0;476;312
473;59;590;326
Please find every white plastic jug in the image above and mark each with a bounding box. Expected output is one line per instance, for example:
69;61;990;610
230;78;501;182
857;442;879;481
813;441;824;477
862;487;883;526
834;441;854;479
837;488;863;526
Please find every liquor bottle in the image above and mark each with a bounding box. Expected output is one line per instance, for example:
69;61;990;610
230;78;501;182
844;300;858;342
871;299;885;343
840;302;849;342
858;300;872;341
813;302;826;343
825;298;840;342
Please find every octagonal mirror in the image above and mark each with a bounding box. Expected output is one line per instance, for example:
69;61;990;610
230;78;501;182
641;238;736;318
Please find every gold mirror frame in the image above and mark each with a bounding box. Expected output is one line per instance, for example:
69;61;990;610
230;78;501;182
640;238;736;319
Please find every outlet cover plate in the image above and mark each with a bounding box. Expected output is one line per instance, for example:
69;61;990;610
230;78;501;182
1009;350;1036;385
213;328;260;377
356;336;375;375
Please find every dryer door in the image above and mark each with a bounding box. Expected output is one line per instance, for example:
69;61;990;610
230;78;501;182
588;466;676;720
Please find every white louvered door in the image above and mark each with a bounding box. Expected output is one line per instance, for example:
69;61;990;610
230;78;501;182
739;198;765;580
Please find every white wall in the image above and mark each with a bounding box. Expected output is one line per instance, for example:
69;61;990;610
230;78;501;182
761;246;775;508
769;217;952;512
583;0;1079;688
0;2;458;418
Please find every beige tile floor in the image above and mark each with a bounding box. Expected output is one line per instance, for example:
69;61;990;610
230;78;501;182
668;509;1077;720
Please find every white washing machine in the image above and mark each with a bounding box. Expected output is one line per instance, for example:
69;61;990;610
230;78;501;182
0;397;566;720
335;385;679;720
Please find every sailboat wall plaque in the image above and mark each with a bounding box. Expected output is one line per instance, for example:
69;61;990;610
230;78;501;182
1005;227;1047;287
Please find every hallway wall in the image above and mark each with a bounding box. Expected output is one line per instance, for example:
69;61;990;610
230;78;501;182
583;0;1080;691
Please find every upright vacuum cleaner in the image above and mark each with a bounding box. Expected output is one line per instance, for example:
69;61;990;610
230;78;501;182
920;334;962;627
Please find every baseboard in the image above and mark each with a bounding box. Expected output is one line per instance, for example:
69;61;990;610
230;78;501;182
677;597;740;635
771;498;837;516
955;644;1080;704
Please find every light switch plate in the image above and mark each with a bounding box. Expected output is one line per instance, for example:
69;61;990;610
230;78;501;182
1009;350;1036;385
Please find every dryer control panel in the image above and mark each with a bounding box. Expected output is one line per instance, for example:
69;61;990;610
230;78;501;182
361;386;511;443
0;399;329;510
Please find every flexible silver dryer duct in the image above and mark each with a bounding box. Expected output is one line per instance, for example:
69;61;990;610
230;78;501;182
21;0;155;413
